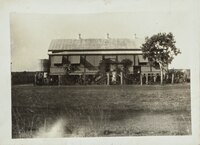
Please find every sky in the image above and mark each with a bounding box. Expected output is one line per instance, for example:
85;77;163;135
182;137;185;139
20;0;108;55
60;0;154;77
10;1;195;71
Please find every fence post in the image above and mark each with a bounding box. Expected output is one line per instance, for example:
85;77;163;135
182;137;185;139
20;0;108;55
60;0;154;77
146;73;148;85
140;74;143;86
106;72;110;85
120;72;123;85
153;74;156;83
171;73;174;84
34;73;37;86
58;75;61;85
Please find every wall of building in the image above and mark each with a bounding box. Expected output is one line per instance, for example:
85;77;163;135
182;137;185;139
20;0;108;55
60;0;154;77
49;54;153;76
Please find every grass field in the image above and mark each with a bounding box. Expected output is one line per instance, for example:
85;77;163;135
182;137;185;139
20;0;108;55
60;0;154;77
12;84;191;138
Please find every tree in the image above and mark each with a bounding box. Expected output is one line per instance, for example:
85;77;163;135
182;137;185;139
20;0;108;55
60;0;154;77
121;59;132;75
121;59;133;84
63;60;71;74
141;32;181;85
98;58;113;75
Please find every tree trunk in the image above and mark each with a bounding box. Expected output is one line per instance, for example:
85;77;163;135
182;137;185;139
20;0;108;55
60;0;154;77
160;68;163;85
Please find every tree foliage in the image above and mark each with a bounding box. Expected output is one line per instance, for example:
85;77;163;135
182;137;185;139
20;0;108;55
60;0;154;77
141;32;181;67
141;32;181;85
98;58;113;75
121;59;133;75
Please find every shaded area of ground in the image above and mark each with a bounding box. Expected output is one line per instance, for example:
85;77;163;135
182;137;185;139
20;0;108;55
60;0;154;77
12;84;191;138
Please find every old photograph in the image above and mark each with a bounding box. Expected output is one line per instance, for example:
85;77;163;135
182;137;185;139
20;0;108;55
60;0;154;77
11;12;191;138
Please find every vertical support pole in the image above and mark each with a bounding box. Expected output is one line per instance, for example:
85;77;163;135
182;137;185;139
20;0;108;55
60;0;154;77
107;72;110;85
58;75;61;85
163;72;166;83
34;73;37;86
120;71;123;85
171;73;174;84
184;72;186;83
153;74;156;83
146;73;148;85
160;69;163;85
140;73;143;86
83;55;86;85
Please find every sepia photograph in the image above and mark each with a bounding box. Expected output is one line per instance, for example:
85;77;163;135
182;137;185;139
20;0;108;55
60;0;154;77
0;0;199;145
11;12;191;138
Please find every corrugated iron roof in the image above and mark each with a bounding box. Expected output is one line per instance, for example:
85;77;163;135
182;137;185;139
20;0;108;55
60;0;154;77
48;38;144;51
